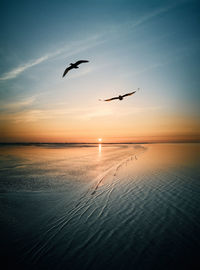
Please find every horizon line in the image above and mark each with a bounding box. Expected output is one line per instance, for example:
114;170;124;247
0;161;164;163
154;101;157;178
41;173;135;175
0;140;199;145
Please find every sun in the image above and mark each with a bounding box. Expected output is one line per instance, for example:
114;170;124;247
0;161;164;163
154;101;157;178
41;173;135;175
98;138;102;142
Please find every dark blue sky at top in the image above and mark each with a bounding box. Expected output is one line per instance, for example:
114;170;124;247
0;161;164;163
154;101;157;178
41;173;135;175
1;0;199;65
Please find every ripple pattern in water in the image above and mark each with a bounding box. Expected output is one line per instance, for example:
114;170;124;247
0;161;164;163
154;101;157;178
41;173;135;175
0;143;200;270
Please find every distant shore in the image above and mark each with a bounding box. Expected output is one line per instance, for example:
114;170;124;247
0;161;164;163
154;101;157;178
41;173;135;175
0;141;200;146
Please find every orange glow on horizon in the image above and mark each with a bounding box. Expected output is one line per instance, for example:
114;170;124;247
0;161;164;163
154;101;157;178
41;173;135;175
0;109;199;143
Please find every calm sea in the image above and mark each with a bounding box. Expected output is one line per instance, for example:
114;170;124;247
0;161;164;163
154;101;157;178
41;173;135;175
0;143;199;269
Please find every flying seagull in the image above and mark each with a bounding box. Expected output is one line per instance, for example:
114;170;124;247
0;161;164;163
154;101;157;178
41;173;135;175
62;60;89;77
99;89;139;102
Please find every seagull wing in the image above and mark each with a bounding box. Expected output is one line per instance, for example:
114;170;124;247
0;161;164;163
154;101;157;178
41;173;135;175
62;66;73;77
103;96;119;102
75;60;89;66
122;91;136;98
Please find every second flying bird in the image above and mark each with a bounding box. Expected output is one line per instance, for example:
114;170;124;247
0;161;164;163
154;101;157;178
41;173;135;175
99;89;140;102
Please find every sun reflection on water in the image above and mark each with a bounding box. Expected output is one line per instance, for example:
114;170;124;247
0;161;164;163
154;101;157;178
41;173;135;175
98;143;102;155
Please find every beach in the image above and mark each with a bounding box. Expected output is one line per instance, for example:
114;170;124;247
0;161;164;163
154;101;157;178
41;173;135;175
0;143;199;269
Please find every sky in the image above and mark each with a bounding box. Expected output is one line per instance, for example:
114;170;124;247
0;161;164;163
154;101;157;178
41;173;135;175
0;0;200;143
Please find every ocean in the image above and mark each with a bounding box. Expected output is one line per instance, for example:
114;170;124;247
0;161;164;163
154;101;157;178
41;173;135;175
0;143;199;269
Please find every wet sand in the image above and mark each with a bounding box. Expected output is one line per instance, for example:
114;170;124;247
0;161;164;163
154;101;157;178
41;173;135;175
0;143;199;269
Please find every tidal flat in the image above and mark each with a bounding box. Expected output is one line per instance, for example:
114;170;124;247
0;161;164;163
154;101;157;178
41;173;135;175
0;143;199;270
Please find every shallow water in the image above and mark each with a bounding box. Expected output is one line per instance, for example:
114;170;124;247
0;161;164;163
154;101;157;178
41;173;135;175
0;143;199;270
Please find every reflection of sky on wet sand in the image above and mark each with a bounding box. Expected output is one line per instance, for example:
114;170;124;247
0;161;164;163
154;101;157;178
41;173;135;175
0;143;199;193
0;143;199;270
138;143;199;169
114;144;200;184
0;144;144;192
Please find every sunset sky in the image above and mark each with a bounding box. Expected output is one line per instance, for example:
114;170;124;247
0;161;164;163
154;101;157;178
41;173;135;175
0;0;199;143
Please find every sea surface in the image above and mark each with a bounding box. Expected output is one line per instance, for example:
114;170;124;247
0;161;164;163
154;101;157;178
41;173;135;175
0;143;199;270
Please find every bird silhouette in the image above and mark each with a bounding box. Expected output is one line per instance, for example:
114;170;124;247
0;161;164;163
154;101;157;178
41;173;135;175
99;89;139;102
62;60;89;77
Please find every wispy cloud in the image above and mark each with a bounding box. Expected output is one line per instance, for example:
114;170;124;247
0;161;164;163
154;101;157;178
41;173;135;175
0;107;91;123
122;40;198;78
0;35;103;81
0;109;69;123
0;96;36;111
0;105;161;123
106;2;179;36
71;105;161;120
79;108;114;120
122;62;167;78
129;4;175;29
0;2;180;82
0;56;49;81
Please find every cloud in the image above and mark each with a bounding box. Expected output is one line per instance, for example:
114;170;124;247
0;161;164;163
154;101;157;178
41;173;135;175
129;5;175;29
0;56;49;81
0;109;67;123
0;34;103;81
0;106;112;123
0;2;180;82
106;2;180;36
79;108;114;120
0;107;93;123
122;62;167;78
0;96;36;111
76;105;161;120
0;104;161;123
